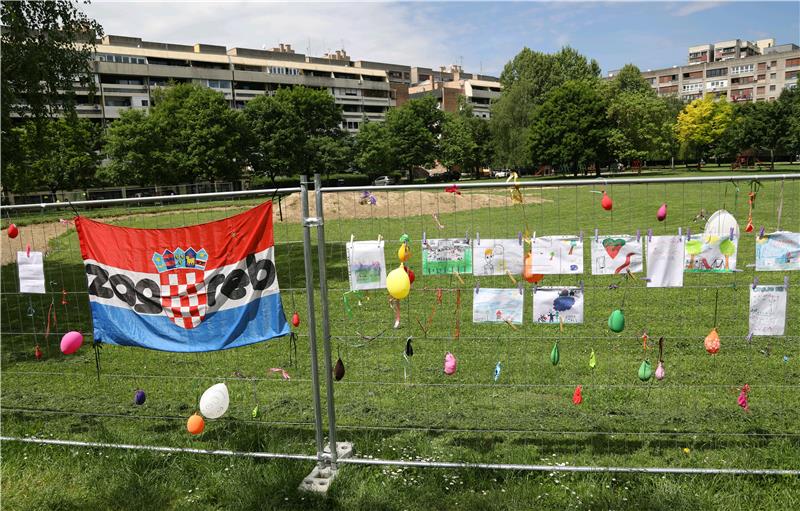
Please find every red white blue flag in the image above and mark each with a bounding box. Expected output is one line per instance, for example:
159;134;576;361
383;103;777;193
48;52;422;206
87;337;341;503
75;202;290;352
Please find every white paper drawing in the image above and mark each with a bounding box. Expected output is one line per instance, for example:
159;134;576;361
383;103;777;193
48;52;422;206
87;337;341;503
533;287;584;324
646;236;685;287
591;235;643;275
17;251;45;294
346;240;387;291
472;288;524;325
472;238;524;276
529;236;583;274
749;285;787;336
755;232;800;271
683;210;739;273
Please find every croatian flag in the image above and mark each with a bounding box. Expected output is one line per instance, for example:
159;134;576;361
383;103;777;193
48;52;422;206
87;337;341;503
75;202;290;352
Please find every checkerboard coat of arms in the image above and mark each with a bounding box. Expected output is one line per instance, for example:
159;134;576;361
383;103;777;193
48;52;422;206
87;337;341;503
75;202;290;352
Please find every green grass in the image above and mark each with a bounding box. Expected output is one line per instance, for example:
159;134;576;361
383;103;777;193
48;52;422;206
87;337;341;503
2;176;800;509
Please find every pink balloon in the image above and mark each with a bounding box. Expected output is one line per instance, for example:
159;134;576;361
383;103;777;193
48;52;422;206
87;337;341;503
60;331;83;355
657;203;667;222
444;352;457;375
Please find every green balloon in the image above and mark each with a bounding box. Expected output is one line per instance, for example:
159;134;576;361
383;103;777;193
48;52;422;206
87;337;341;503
589;349;597;369
608;309;625;333
550;342;560;366
638;360;653;382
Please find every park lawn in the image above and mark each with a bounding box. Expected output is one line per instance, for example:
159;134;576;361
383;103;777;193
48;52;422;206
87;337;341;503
2;177;799;510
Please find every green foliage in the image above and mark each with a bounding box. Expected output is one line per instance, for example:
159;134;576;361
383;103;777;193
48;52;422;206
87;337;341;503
608;64;654;97
675;95;734;162
723;93;794;168
385;95;444;171
527;79;610;173
3;116;101;194
354;121;397;178
104;84;247;185
607;91;677;162
782;87;800;154
491;46;601;168
440;112;478;172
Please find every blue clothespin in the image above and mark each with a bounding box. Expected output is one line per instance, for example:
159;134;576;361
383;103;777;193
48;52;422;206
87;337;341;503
729;227;735;241
476;232;480;245
746;332;754;343
752;277;759;290
465;230;469;244
475;281;480;294
422;231;427;244
686;227;691;241
579;230;583;242
517;232;523;245
759;226;765;239
518;281;523;295
648;228;653;242
784;276;790;289
594;228;599;242
636;229;641;242
579;280;584;293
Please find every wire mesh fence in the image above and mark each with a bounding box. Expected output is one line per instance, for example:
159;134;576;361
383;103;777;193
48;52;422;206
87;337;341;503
2;173;800;476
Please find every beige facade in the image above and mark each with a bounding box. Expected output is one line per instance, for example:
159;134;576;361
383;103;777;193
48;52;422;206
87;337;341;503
406;65;501;118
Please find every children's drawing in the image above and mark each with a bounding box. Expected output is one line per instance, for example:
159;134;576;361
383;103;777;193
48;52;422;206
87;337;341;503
17;251;46;294
422;238;473;275
472;288;524;325
591;235;643;275
472;238;524;276
755;232;800;271
529;236;584;274
683;210;739;272
533;287;584;324
749;285;787;336
646;236;685;287
346;240;387;291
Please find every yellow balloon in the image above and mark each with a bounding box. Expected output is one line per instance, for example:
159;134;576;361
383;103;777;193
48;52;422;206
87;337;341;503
398;244;410;262
386;265;411;299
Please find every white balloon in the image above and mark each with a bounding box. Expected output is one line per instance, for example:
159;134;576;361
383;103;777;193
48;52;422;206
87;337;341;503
199;383;229;419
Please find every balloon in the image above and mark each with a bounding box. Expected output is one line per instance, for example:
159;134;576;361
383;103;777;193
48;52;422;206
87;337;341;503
704;328;720;354
638;360;653;381
199;383;229;419
588;349;596;369
601;191;613;211
386;265;411;300
444;352;457;375
187;413;205;435
398;243;410;262
523;254;544;283
134;389;146;405
7;223;18;239
405;337;413;358
572;385;583;405
607;309;625;333
403;266;415;285
34;345;42;360
657;203;667;222
745;219;754;232
494;362;501;382
655;361;665;381
737;384;750;412
334;356;345;381
60;331;83;355
550;342;560;366
291;312;300;327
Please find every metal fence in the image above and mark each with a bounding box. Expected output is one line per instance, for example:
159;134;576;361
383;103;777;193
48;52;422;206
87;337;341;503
2;173;800;478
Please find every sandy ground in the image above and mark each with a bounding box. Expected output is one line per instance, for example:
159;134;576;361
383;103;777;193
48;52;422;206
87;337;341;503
1;190;547;265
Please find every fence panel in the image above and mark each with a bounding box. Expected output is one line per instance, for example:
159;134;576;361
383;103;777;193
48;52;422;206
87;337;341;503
316;174;800;473
0;188;325;462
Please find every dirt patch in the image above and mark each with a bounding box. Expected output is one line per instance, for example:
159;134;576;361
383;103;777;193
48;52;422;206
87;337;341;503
1;190;548;265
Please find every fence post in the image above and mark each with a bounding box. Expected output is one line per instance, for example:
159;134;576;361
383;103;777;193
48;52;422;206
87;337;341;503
313;173;340;468
299;175;325;468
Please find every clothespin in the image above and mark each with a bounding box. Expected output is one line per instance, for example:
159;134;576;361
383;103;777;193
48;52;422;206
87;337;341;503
476;232;480;245
422;231;427;244
729;228;735;241
464;230;469;244
686;227;691;241
648;228;653;242
758;226;765;239
518;232;523;245
579;230;583;242
594;228;599;242
636;229;641;242
579;280;584;293
559;316;564;333
377;234;383;243
518;281;524;295
678;227;682;238
532;231;537;243
26;243;31;258
453;270;465;285
746;332;753;343
506;270;517;284
752;277;759;290
784;276;790;289
350;234;355;244
475;281;480;294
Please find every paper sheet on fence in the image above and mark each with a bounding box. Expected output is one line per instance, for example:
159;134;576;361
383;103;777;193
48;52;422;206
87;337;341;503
346;240;387;291
472;238;524;276
749;285;787;336
422;238;472;275
684;236;738;272
529;236;584;274
533;287;584;324
647;236;685;288
755;232;800;271
17;251;46;294
472;288;524;325
591;235;643;275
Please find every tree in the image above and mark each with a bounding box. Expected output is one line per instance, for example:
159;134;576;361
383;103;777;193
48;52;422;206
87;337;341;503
354;121;397;179
675;95;733;167
441;112;478;173
724;97;792;170
607;91;675;165
527;80;610;176
310;134;353;176
780;87;800;158
385;95;444;174
608;64;653;97
490;46;601;169
4;115;101;195
104;84;247;185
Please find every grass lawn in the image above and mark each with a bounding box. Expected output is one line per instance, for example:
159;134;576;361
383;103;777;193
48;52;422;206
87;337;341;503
2;175;799;509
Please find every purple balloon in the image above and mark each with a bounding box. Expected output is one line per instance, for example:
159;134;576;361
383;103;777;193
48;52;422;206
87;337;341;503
134;390;146;405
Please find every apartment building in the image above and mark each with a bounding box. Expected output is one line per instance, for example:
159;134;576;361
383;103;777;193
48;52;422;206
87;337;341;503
608;38;799;103
72;35;498;131
406;65;502;118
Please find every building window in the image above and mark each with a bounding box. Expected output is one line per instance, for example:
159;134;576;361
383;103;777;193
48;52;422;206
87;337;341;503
786;71;799;80
346;121;359;130
104;97;131;107
141;99;149;107
757;86;765;94
706;80;727;89
770;73;777;79
207;80;231;89
730;64;754;74
786;58;800;68
706;68;727;78
771;60;778;67
769;85;776;91
343;88;358;96
267;66;299;76
682;83;702;92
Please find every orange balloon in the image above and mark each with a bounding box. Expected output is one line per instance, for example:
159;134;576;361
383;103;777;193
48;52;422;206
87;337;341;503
704;328;720;355
523;254;544;283
187;413;205;435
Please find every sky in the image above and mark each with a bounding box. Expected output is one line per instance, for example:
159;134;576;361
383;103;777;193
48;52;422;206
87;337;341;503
81;1;800;77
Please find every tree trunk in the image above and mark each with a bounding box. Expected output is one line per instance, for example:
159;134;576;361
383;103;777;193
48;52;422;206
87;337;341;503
671;156;674;171
770;148;775;171
595;161;601;177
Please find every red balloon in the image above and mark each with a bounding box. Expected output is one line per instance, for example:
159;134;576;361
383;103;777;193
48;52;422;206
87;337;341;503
291;312;300;328
7;224;18;239
403;265;415;285
601;192;613;211
34;345;42;360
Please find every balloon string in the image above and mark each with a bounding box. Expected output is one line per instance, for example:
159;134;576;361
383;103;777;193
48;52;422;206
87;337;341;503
713;289;719;328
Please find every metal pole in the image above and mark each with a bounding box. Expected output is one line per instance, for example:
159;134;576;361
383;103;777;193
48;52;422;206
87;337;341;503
300;175;325;468
313;173;338;468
